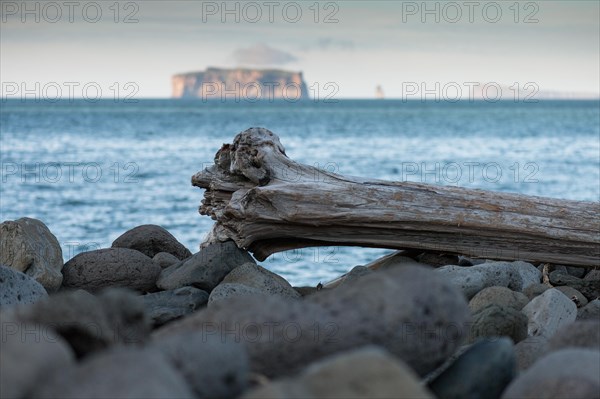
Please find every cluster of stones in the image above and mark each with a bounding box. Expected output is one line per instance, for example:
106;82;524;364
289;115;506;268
1;217;598;398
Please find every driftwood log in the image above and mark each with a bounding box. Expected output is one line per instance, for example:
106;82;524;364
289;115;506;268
192;127;600;267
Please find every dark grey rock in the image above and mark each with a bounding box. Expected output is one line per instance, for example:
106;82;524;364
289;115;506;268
112;224;192;260
215;262;300;301
436;261;541;299
522;283;550;300
0;217;63;291
470;304;528;344
152;332;249;399
1;313;75;399
157;241;255;292
577;299;600;320
502;349;600;399
143;286;208;326
549;270;599;301
0;264;47;307
208;283;268;306
566;266;587;278
417;253;460;267
9;288;150;357
429;337;515;399
155;264;471;378
548;320;600;351
31;346;194;399
152;252;180;269
469;286;529;313
243;346;435;399
63;248;160;293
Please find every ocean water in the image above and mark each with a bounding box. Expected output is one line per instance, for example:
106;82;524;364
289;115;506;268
1;99;599;285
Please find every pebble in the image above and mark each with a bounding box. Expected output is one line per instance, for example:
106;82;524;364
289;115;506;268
0;264;47;307
548;320;600;351
155;264;471;377
243;346;434;399
0;217;63;291
549;270;599;301
502;348;600;399
112;224;192;260
584;269;600;281
151;332;249;398
9;288;150;357
428;337;515;399
469;304;528;344
435;261;540;299
566;266;587;278
577;299;600;320
152;252;180;269
62;248;161;293
142;286;209;326
521;288;577;339
1;313;75;399
556;285;588;308
157;241;255;292
31;346;194;399
468;286;529;313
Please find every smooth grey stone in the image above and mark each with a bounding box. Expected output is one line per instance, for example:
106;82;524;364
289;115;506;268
436;261;540;299
429;337;516;399
143;286;208;326
112;224;192;260
63;248;160;293
152;332;249;399
502;349;600;399
0;264;47;307
0;217;63;291
157;241;255;292
32;347;194;399
216;262;300;300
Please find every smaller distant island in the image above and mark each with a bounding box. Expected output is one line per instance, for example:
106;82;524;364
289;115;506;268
172;67;309;101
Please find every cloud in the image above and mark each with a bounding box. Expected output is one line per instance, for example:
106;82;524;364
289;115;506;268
232;44;298;65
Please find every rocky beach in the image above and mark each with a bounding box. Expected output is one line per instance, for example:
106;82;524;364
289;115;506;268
1;212;599;398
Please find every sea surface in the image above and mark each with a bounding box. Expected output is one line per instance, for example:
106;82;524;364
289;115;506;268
1;99;599;285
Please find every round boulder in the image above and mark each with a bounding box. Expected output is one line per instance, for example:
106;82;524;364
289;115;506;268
0;264;47;307
63;248;160;292
112;224;192;260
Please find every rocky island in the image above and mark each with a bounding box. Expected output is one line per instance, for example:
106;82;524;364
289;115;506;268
172;67;309;101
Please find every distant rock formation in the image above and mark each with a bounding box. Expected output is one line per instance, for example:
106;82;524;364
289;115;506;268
172;67;309;100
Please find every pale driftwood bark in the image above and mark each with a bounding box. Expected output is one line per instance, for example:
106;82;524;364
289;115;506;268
192;127;600;267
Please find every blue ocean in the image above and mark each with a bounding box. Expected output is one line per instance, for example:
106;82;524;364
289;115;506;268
1;99;599;285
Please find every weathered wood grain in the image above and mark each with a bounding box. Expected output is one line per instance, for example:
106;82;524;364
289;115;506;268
192;127;600;267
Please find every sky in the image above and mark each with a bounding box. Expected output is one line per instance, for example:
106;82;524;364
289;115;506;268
1;0;599;99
